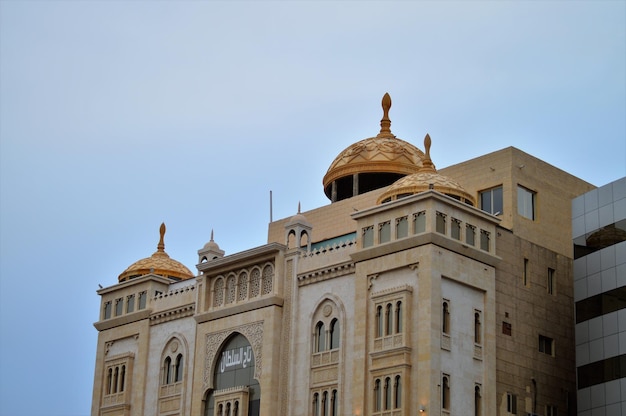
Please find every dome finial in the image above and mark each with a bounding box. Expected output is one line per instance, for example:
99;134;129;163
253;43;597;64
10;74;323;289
419;134;436;172
297;201;301;214
210;229;214;241
157;222;166;252
378;93;393;137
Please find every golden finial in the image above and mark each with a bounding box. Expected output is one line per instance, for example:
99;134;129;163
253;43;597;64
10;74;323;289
210;229;214;242
378;93;393;137
157;222;166;252
420;134;436;172
297;201;301;214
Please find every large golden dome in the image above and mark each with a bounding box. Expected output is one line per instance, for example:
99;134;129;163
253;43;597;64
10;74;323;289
323;93;428;202
377;134;475;206
118;223;194;282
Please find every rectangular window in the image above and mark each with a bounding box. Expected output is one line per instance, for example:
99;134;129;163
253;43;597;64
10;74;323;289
506;393;517;414
539;334;554;356
104;301;112;319
547;268;555;295
127;294;135;313
363;226;374;248
480;186;503;215
466;224;476;246
379;221;391;243
138;291;147;309
115;298;123;316
396;216;408;239
451;218;461;240
502;321;512;336
523;258;529;287
436;212;446;234
517;185;536;220
413;211;426;234
479;230;490;251
545;405;557;416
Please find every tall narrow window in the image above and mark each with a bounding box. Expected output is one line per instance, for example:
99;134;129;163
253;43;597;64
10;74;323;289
480;186;503;215
331;390;338;416
547;268;555;295
175;354;183;382
523;258;529;287
316;322;326;352
313;393;319;416
126;294;135;313
163;357;172;384
474;385;482;416
395;301;402;334
376;305;383;338
374;379;381;411
120;365;126;392
106;368;112;394
384;377;391;410
480;230;490;251
466;224;476;246
322;391;328;416
363;226;374;248
474;311;482;344
413;211;426;234
104;301;112;319
394;375;402;408
138;291;147;309
113;367;119;393
385;303;392;336
329;318;340;349
507;393;517;414
451;218;461;240
396;216;408;239
442;375;450;410
115;298;123;316
442;301;450;334
379;221;391;243
517;185;536;220
436;212;446;234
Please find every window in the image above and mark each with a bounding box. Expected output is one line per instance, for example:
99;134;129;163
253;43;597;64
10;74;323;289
163;356;172;384
385;303;392;336
331;390;338;416
547;268;555;295
502;321;512;336
315;322;326;352
363;226;374;248
313;393;319;416
474;385;482;416
104;301;112;319
394;376;402;408
396;216;408;239
384;377;391;410
138;291;147;309
376;305;383;337
480;186;503;215
436;212;446;234
546;405;557;416
329;318;340;349
395;301;402;333
451;218;461;240
507;392;517;414
115;298;123;316
175;354;183;382
539;334;554;356
126;295;135;313
517;185;535;220
474;311;482;344
466;224;476;246
523;258;529;287
374;379;381;411
480;230;490;251
379;221;391;243
442;301;450;334
413;211;426;234
442;374;450;410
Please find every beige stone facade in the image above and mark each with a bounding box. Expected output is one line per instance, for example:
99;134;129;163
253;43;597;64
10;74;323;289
91;95;594;416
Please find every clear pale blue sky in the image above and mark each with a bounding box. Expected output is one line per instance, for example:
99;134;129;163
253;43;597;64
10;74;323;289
1;1;624;415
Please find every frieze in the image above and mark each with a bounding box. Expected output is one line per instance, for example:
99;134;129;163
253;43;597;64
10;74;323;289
203;321;264;390
297;262;355;286
149;304;195;325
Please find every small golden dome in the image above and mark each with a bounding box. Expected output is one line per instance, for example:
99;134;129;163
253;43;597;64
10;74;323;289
323;93;428;201
118;223;194;282
376;134;475;206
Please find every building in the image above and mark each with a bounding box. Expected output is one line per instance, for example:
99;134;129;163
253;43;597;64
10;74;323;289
572;177;626;415
91;94;595;416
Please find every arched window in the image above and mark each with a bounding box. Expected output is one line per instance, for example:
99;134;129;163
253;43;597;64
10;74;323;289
475;385;482;416
384;377;391;410
374;379;381;411
106;368;112;394
313;392;320;416
331;389;338;416
120;365;126;392
315;322;326;352
442;375;450;410
163;356;172;384
237;272;248;302
376;305;383;338
250;268;260;298
474;312;482;344
262;265;273;295
394;375;401;408
395;301;402;333
443;301;450;334
217;404;223;416
214;278;224;307
113;367;119;393
225;402;231;416
329;318;340;349
322;391;328;416
175;354;183;382
226;275;236;304
385;303;392;336
233;400;239;416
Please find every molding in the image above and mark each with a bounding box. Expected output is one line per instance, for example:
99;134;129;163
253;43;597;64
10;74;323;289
194;296;283;324
150;304;195;325
297;261;355;286
94;309;151;331
197;242;284;274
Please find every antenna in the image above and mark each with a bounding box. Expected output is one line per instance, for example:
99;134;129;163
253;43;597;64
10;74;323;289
269;190;273;223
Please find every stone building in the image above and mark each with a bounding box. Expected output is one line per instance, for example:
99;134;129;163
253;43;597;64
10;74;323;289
572;177;626;415
91;94;595;416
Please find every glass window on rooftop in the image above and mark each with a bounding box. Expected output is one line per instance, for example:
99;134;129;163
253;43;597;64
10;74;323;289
480;186;503;215
518;185;536;220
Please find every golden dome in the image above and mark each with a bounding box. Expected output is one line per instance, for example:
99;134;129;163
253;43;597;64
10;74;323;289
323;93;428;201
118;223;194;282
377;134;475;206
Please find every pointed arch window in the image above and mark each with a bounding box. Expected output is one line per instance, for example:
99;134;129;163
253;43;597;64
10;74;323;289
394;375;402;408
175;354;183;382
315;322;326;352
163;356;172;384
395;301;402;333
329;318;340;349
374;379;381;411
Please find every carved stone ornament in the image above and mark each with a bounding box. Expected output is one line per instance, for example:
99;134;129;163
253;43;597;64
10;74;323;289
203;321;264;390
170;340;178;353
323;304;333;317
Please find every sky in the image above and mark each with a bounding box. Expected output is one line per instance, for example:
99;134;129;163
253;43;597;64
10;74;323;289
0;1;624;415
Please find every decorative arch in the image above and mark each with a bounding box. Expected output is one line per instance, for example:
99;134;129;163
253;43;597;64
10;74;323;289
159;334;189;415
